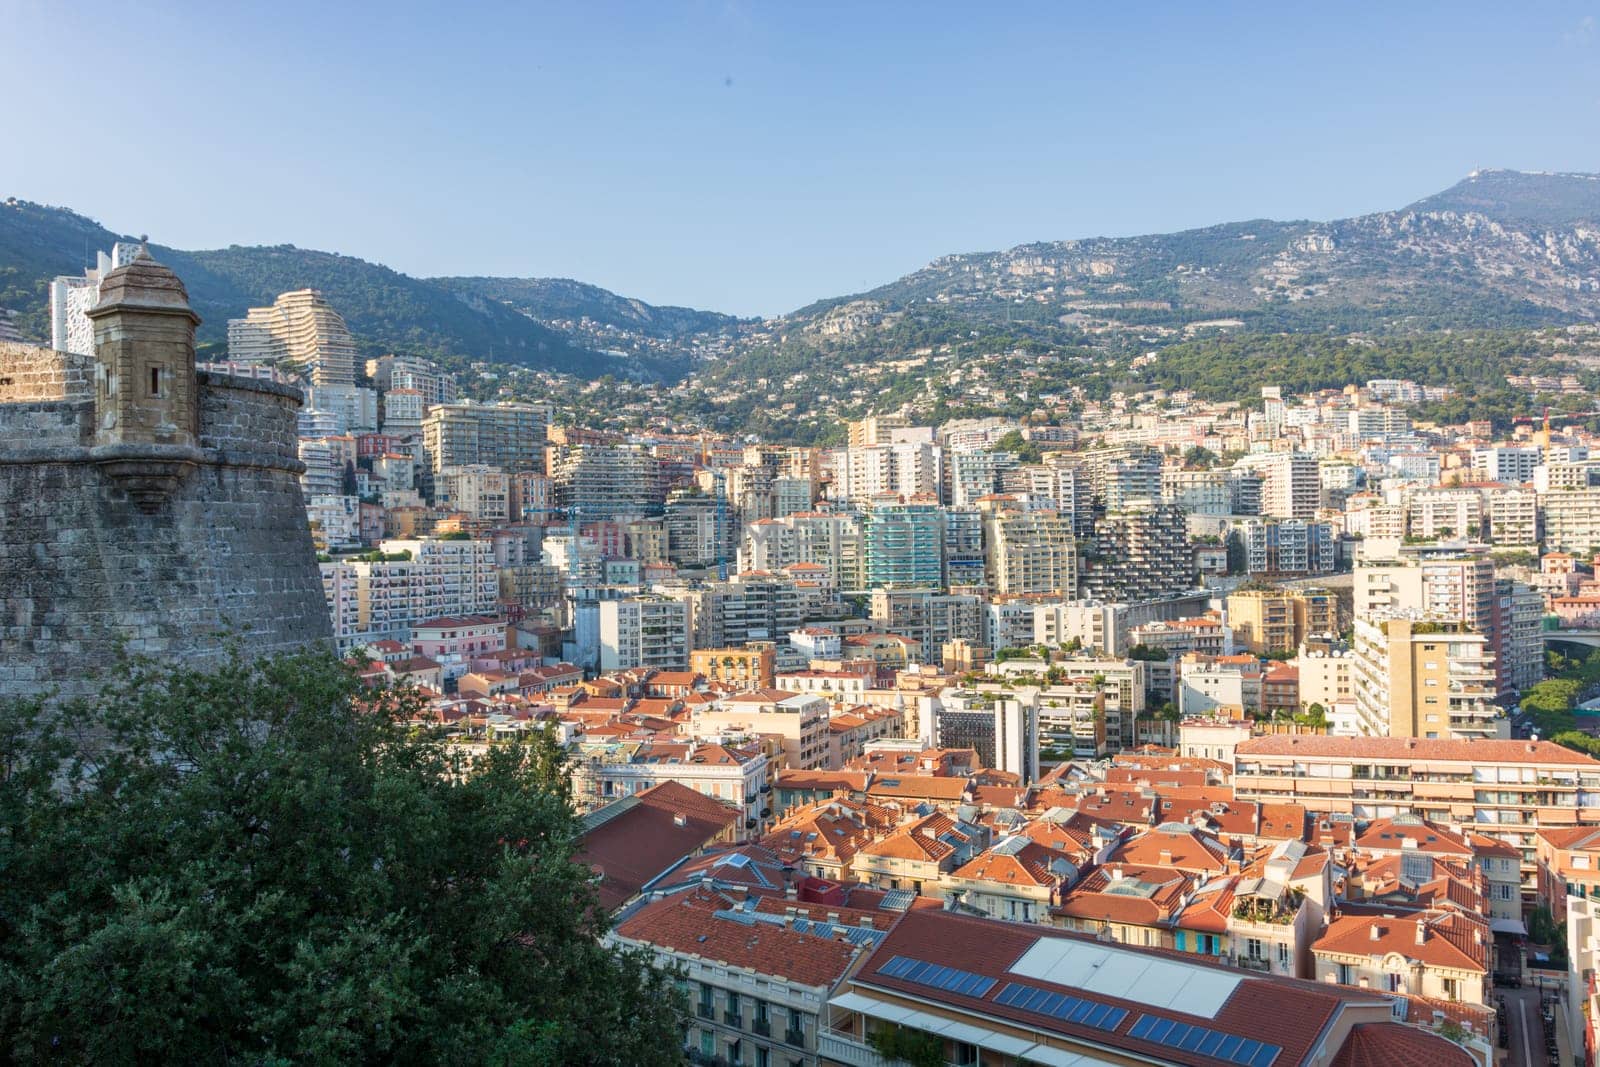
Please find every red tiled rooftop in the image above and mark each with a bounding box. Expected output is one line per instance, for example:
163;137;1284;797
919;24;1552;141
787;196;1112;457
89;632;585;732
575;781;738;912
614;889;864;988
1330;1023;1474;1067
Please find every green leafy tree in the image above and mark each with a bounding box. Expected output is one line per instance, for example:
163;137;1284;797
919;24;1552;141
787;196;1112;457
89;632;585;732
994;430;1043;463
0;651;686;1064
868;1025;945;1067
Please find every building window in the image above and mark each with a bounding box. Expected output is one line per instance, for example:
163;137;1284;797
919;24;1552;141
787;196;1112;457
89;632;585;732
148;365;168;398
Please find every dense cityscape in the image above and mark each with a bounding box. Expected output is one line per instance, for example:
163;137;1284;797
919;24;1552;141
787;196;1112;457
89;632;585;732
8;6;1600;1061
12;227;1600;1065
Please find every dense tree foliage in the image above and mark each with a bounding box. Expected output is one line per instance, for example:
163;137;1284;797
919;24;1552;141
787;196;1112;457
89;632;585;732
0;652;686;1064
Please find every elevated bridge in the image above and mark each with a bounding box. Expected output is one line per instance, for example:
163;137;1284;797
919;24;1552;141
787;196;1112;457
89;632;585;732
1544;630;1600;649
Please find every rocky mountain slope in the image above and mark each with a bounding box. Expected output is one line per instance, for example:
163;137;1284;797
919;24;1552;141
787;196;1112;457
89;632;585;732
4;171;1598;391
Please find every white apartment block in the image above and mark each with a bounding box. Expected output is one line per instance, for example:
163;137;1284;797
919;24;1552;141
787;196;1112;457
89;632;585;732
598;596;692;671
228;289;360;387
319;537;499;651
836;442;943;506
1234;451;1319;519
436;465;511;525
1544;489;1600;554
1405;488;1483;541
1473;446;1541;484
1485;486;1540;547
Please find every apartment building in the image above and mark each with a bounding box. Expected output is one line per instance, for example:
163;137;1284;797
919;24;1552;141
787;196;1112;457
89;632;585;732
862;497;944;590
1536;826;1600;922
1544;487;1600;554
1297;647;1354;712
1177;654;1265;717
421;401;551;490
995;655;1149;750
1080;503;1192;603
1241;519;1335;577
854;811;988;897
227;288;359;386
319;536;499;651
1162;468;1233;516
1349;616;1498;739
1485;485;1539;547
869;590;983;664
837;441;943;506
435;464;510;526
692;645;777;690
926;688;1038;782
1227;588;1336;654
1312;910;1488;1007
1232;735;1600;893
693;690;831;771
1234;451;1319;519
984;509;1077;596
1405;488;1484;541
570;740;770;839
551;443;664;519
599;596;692;671
1081;445;1163;509
1128;617;1227;659
1473;445;1540;484
1036;680;1109;760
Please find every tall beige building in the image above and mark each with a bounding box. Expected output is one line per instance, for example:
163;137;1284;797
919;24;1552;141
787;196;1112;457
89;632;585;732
983;508;1076;595
1228;587;1338;654
1350;615;1499;739
227;290;359;387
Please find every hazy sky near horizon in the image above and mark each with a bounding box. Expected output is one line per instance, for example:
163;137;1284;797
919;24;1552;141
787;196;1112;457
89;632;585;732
3;2;1598;316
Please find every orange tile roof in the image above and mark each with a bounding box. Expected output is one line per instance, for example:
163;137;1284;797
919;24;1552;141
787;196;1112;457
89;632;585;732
1313;910;1489;973
1331;1023;1475;1067
860;812;967;863
1111;823;1231;873
1354;818;1473;858
614;888;864;988
865;775;972;802
576;781;738;912
950;838;1075;889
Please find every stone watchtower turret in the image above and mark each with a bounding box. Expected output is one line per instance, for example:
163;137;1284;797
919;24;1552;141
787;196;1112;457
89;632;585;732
0;251;333;702
82;246;203;510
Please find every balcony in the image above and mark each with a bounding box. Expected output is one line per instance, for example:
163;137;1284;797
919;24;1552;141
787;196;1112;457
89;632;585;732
784;1027;806;1048
724;1009;743;1028
819;1030;893;1067
697;1003;715;1021
752;1018;772;1037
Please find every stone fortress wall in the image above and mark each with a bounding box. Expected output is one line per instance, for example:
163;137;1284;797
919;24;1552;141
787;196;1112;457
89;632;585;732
0;262;332;703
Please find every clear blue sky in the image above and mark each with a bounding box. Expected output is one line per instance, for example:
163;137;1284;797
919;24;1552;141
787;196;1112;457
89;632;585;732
3;2;1597;316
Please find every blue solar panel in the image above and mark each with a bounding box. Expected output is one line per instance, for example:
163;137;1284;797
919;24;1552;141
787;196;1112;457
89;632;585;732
991;982;1127;1034
876;955;995;998
1126;1013;1279;1066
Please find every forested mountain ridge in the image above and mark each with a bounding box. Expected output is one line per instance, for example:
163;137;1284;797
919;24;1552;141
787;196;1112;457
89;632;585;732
5;171;1600;398
0;199;700;379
